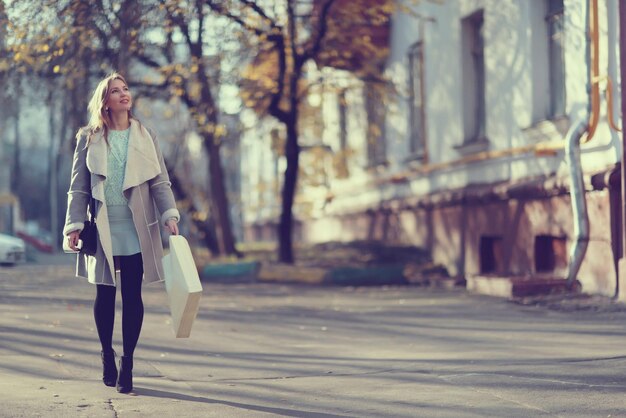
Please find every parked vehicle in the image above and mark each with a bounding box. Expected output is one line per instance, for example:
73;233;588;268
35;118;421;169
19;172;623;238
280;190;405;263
0;233;26;266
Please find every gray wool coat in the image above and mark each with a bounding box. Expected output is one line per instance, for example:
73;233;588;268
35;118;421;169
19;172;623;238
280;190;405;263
63;119;180;286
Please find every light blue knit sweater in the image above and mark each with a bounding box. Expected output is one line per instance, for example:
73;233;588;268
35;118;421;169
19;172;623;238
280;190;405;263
104;128;130;205
104;127;141;256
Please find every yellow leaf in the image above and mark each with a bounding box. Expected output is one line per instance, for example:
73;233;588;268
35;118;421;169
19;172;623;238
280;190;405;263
215;124;227;138
53;65;60;73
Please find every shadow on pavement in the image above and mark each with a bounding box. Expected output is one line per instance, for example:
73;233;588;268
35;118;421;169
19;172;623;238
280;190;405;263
134;387;352;418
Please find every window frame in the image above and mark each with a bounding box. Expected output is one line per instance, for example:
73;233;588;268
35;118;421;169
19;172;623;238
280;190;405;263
407;41;427;161
461;9;487;144
364;82;387;167
546;0;566;118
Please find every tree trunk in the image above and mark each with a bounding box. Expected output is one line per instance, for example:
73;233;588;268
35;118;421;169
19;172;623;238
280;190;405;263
168;167;221;255
116;0;140;75
56;96;71;247
11;99;20;194
192;51;240;257
278;114;300;263
203;133;240;256
48;92;58;251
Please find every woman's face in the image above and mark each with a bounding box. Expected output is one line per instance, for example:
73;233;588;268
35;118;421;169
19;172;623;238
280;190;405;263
105;78;132;114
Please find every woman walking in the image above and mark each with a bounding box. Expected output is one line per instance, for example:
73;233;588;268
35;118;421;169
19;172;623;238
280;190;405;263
63;72;180;394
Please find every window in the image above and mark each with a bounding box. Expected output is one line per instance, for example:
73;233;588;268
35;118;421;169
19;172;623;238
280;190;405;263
461;10;486;143
534;235;567;273
479;235;503;274
270;128;282;196
365;83;386;166
546;0;565;117
408;41;426;158
334;90;350;178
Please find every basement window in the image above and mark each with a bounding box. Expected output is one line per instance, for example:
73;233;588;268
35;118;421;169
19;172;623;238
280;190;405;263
535;235;567;273
479;236;503;274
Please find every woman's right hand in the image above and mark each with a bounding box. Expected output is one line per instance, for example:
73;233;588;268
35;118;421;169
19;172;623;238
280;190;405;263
67;230;81;251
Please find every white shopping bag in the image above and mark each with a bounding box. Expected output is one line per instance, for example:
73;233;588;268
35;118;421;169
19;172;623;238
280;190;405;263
162;235;203;338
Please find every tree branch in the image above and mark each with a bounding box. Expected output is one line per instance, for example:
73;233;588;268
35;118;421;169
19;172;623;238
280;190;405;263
287;0;300;104
267;35;288;121
302;0;337;62
204;0;270;38
174;14;194;50
134;50;163;70
196;0;205;46
239;0;277;28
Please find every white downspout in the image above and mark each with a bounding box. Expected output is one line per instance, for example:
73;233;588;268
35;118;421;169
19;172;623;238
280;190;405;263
565;0;593;287
565;119;590;286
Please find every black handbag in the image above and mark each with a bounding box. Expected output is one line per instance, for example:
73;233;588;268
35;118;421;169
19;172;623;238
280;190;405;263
79;197;98;256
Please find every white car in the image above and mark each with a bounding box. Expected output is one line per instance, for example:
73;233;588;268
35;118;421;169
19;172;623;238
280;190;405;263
0;233;26;266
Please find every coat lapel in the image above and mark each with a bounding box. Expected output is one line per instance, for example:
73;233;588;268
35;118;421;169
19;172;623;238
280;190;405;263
85;120;163;196
84;131;113;280
86;130;107;178
86;130;107;203
123;120;162;191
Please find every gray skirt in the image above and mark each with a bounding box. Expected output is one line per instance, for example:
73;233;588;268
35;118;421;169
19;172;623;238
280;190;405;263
107;204;141;256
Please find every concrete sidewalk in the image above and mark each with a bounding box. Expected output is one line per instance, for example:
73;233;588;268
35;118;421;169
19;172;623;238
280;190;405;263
1;257;626;417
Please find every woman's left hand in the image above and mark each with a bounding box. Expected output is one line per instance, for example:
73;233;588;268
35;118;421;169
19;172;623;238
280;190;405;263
165;218;179;235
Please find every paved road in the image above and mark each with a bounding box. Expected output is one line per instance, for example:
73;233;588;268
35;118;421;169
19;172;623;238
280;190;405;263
1;255;626;417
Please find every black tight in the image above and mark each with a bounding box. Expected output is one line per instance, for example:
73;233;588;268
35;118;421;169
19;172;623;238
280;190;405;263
94;253;144;358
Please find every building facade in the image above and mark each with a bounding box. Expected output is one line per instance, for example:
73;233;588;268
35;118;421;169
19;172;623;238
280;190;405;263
241;0;623;297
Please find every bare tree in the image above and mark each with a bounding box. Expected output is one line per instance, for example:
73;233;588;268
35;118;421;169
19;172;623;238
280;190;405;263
2;0;241;256
207;0;391;263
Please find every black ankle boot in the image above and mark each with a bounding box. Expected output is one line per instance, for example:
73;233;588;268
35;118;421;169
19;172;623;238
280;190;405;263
117;356;133;393
101;350;117;387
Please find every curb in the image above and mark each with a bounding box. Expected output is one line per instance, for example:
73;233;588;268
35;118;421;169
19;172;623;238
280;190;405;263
199;261;261;283
467;275;580;299
198;261;461;287
256;263;408;286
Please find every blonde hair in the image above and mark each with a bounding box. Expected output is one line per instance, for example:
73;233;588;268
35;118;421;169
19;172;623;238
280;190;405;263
82;72;135;145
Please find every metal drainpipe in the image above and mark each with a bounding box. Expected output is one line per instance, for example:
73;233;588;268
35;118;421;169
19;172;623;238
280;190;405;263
565;119;590;287
565;0;593;287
